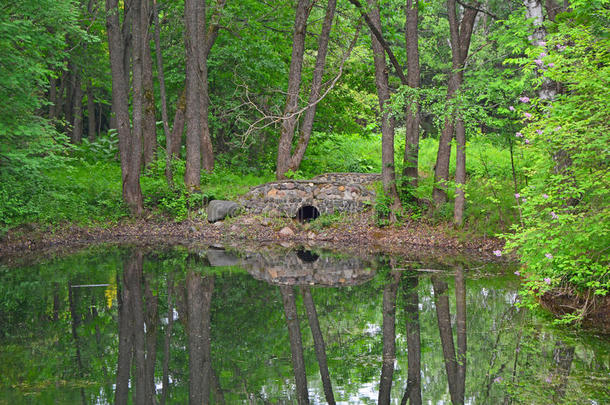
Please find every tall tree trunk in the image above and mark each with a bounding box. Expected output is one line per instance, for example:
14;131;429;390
106;0;144;215
170;89;187;158
197;0;214;173
287;0;337;172
378;270;400;405
276;0;310;180
453;117;466;225
403;0;421;195
433;0;478;206
126;249;147;405
142;0;157;169
280;286;309;405
368;0;401;218
184;0;202;190
301;286;335;405
71;71;84;144
401;275;422;405
86;79;96;141
153;0;173;185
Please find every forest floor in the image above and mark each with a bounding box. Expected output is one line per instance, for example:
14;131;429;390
0;210;504;262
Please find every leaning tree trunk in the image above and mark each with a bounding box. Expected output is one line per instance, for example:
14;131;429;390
403;0;421;194
286;0;337;173
276;0;310;180
106;0;143;215
368;0;402;217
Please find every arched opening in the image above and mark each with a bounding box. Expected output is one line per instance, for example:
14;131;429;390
296;205;320;223
296;249;319;263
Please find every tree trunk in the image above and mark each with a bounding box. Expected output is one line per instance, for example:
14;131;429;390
141;0;157;169
144;276;159;404
49;76;58;119
86;79;96;141
455;266;467;404
197;0;214;173
301;286;335;405
287;0;337;173
276;0;310;180
170;89;187;158
403;0;421;194
126;249;146;405
433;0;478;206
115;253;135;405
153;0;172;185
280;285;309;405
453;117;466;225
368;0;401;217
106;0;144;215
378;270;400;404
184;0;202;190
71;71;84;144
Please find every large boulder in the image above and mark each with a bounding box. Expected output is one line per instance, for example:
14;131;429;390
207;200;240;222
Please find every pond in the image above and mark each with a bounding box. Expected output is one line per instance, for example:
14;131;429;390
0;244;608;404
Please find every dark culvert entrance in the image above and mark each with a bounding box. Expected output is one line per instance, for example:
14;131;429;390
296;205;320;223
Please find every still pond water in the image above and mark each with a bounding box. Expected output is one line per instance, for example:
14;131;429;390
0;244;608;404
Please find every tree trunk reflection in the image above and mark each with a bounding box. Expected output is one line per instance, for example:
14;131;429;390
186;257;214;405
378;270;400;405
115;255;135;405
280;285;309;405
301;286;335;405
401;274;421;405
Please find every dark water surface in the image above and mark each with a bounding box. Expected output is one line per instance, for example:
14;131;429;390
0;244;608;404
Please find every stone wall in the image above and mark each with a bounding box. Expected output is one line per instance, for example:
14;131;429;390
239;178;376;217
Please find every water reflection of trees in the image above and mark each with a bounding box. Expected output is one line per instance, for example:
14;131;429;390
8;245;607;403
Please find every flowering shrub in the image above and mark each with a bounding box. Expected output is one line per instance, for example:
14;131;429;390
503;7;610;318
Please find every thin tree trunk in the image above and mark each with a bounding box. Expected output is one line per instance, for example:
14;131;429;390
71;71;84;144
68;282;86;405
197;0;214;173
301;286;335;405
401;275;422;405
368;0;401;218
170;89;186;158
276;0;310;180
403;0;421;194
87;79;96;141
455;266;467;403
144;276;159;404
142;0;157;169
106;0;144;215
184;0;201;190
287;0;337;172
433;0;478;206
126;249;146;405
153;0;172;185
378;270;400;405
280;285;309;405
454;117;466;225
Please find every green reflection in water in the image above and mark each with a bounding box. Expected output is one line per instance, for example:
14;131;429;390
0;245;608;404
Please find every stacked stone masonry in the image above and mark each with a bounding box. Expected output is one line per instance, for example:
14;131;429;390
239;172;380;218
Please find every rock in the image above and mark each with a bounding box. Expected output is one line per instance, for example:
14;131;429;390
308;232;316;239
261;217;272;226
279;226;294;237
207;200;240;222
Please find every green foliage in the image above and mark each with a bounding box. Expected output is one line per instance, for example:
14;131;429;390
503;6;610;308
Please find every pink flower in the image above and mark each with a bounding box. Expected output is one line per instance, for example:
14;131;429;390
536;129;544;135
494;376;503;383
548;62;555;68
544;277;551;285
539;52;547;58
514;270;521;276
524;112;532;119
509;105;515;111
538;41;547;47
556;44;566;51
546;376;552;383
542;193;549;199
525;139;530;144
515;193;521;199
535;58;544;67
516;132;523;138
520;96;530;103
493;250;502;257
522;198;527;202
545;253;553;259
555;126;562;131
551;211;558;219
